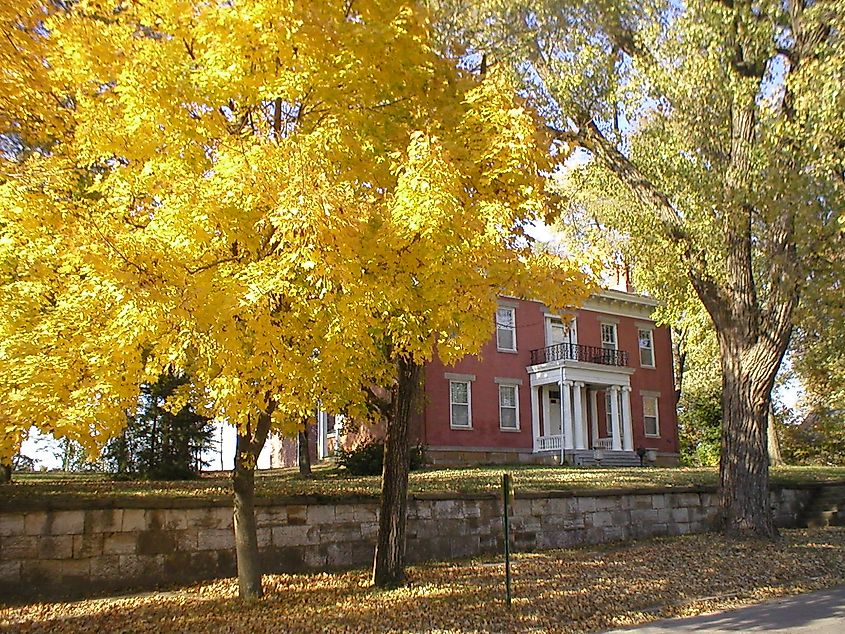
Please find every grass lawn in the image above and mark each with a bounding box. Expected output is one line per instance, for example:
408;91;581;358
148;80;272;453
2;527;844;633
2;464;845;507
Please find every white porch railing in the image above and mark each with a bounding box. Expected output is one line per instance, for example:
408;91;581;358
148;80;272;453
593;438;613;450
535;435;563;452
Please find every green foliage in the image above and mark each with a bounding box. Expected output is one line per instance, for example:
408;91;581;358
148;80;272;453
678;390;722;467
779;411;845;467
101;372;214;480
336;441;426;477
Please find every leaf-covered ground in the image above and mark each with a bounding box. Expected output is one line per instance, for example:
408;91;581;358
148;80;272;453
3;528;844;633
4;465;845;507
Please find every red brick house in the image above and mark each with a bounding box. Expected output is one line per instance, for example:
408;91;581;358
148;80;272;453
270;288;679;467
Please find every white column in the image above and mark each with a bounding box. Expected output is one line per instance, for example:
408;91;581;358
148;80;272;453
573;381;586;450
609;386;622;451
622;386;634;452
531;385;541;453
317;411;327;460
589;389;599;449
561;380;574;450
541;387;551;436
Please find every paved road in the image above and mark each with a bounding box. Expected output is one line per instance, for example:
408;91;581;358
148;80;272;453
604;585;845;633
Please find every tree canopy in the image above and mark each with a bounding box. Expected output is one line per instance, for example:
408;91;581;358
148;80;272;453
432;0;845;534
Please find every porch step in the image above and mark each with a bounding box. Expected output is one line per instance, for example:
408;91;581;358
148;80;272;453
800;485;845;528
570;449;641;467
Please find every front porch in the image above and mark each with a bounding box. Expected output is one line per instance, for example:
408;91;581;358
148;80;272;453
528;342;638;465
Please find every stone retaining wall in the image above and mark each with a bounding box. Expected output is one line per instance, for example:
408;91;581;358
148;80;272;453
0;483;826;598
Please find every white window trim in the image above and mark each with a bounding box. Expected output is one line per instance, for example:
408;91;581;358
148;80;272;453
449;380;472;429
496;306;517;352
638;328;655;368
605;392;613;436
643;395;660;437
498;384;520;431
600;322;618;351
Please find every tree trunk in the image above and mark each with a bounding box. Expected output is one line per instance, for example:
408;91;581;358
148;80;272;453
768;404;784;467
298;425;312;478
372;357;421;588
233;402;274;599
718;336;783;538
0;463;11;484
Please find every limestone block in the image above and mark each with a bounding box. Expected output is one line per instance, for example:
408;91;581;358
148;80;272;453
90;555;122;580
462;501;482;518
410;502;432;520
256;528;272;549
332;505;357;523
651;494;667;509
286;505;308;526
0;560;21;583
591;511;614;528
271;525;318;548
307;505;336;526
433;500;457;517
173;528;198;552
185;507;232;530
361;522;379;539
353;506;379;523
1;535;38;558
103;532;137;555
0;514;24;536
38;535;73;559
137;530;178;556
72;534;104;559
680;493;701;507
196;529;233;551
630;509;659;525
671;508;690;523
121;509;147;532
119;554;164;579
49;511;85;535
84;509;124;534
24;512;49;536
256;508;289;528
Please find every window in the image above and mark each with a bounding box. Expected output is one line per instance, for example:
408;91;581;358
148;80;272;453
605;392;614;436
326;414;337;436
450;380;472;428
499;384;519;430
638;329;655;367
643;395;659;436
601;323;617;350
496;307;517;352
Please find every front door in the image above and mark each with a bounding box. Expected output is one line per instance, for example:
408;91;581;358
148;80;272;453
548;389;562;436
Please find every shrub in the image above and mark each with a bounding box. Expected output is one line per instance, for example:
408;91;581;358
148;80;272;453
336;441;426;476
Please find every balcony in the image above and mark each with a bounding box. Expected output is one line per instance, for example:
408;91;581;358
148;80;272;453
529;342;629;367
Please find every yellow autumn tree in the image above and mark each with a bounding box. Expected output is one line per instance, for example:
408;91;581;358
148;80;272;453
0;0;591;596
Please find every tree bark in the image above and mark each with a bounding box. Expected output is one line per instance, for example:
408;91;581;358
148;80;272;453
372;357;421;588
233;401;274;599
0;463;11;484
298;425;312;478
768;404;784;467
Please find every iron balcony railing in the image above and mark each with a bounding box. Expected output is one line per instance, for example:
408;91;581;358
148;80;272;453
529;342;629;367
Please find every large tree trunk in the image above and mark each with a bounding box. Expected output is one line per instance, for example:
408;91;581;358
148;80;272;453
718;337;781;537
233;401;274;599
298;425;312;478
372;357;421;588
0;463;11;484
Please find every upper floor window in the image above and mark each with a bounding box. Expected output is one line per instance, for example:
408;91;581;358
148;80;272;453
496;307;517;352
450;380;472;428
643;395;659;436
499;384;519;431
601;323;617;351
638;328;655;367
